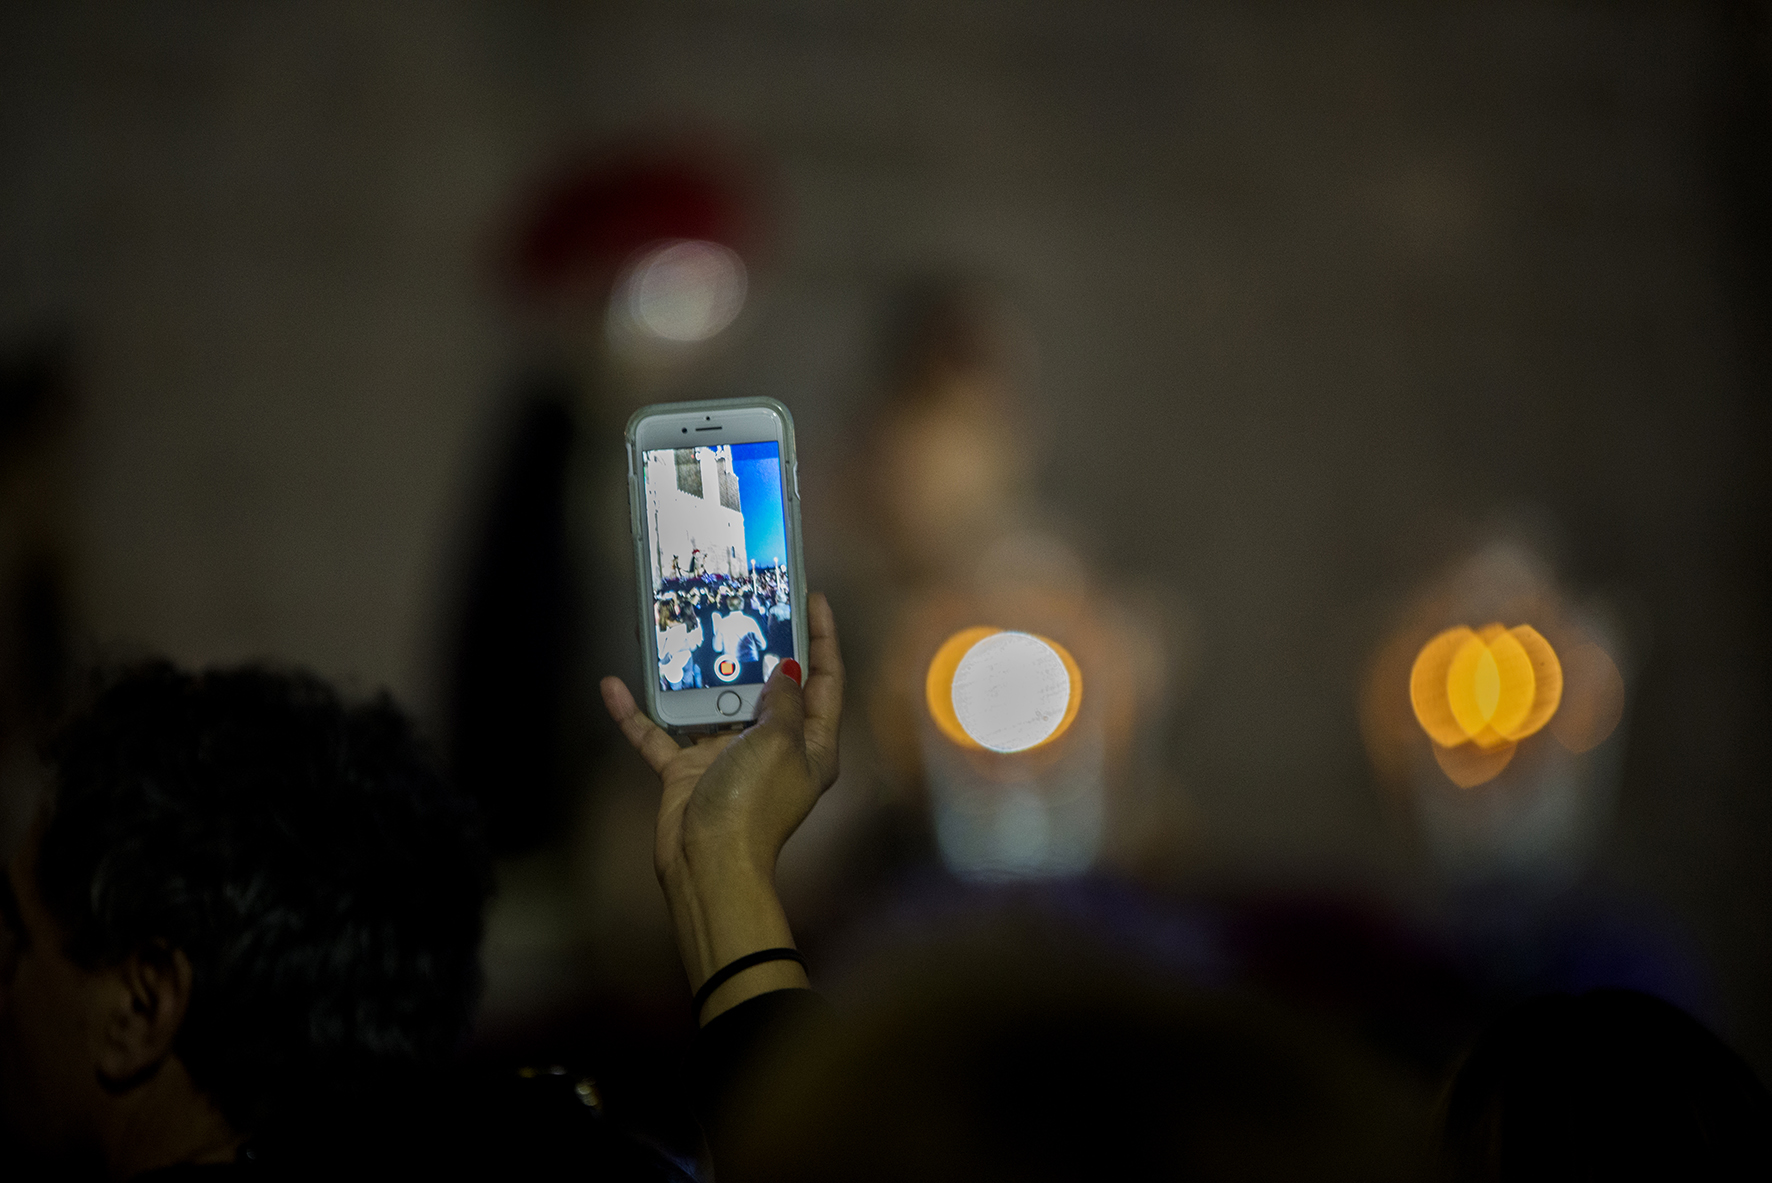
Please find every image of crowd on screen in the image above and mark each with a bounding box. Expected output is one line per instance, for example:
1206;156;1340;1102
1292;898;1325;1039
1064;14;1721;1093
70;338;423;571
655;565;792;691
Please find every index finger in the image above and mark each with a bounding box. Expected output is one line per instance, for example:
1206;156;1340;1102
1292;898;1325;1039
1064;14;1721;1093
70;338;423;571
600;675;684;775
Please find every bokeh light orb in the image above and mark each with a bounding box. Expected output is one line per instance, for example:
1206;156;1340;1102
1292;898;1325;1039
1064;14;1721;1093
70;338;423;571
1411;623;1562;757
926;628;1082;753
617;239;746;341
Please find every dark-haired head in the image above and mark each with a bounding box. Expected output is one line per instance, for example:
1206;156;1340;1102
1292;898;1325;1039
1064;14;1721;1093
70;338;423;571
1442;989;1772;1180
0;662;489;1162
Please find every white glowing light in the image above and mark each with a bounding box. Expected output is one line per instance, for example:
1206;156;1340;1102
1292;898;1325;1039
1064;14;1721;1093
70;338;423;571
950;631;1071;753
617;239;746;342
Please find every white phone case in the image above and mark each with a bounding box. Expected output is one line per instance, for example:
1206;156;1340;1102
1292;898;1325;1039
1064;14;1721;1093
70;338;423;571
625;396;807;734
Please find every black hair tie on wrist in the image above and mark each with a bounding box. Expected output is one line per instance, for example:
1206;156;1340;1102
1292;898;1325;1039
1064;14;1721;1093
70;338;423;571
692;947;807;1022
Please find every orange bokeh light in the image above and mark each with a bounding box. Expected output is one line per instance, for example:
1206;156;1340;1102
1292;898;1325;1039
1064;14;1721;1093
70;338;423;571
1411;624;1563;772
925;627;1082;752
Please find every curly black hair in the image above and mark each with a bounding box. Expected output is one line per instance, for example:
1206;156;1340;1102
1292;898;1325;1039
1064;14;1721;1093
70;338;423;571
32;663;491;1131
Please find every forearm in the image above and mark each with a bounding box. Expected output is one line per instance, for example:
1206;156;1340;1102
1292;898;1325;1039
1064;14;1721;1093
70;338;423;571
663;854;808;1024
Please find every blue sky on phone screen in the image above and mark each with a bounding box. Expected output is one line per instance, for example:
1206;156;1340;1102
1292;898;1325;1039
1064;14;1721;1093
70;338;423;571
732;441;786;568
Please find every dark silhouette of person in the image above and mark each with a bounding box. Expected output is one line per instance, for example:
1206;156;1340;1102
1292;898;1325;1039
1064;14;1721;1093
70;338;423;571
446;150;758;856
447;386;581;854
692;588;720;688
0;662;691;1179
766;593;794;664
1441;989;1772;1181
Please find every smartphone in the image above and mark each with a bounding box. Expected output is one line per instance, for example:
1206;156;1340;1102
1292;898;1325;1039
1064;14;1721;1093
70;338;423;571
626;397;808;732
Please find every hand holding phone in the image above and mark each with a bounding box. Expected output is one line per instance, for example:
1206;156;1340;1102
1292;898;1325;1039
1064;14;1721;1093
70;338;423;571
600;592;844;1022
626;397;807;732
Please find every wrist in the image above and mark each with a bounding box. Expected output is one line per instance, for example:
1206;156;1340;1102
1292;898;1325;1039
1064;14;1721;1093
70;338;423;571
665;877;807;1024
691;948;810;1026
663;863;794;985
697;957;809;1025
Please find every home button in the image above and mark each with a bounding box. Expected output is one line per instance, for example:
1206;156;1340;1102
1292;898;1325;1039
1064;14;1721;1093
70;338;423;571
716;691;742;716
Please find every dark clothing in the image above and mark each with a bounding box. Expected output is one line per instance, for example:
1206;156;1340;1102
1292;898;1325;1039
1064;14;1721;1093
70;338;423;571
766;609;793;664
122;1069;696;1182
113;994;828;1182
690;989;835;1177
110;993;828;1181
735;615;766;663
693;601;718;686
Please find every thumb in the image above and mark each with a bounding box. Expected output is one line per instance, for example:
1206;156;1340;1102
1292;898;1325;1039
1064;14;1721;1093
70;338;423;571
752;659;806;743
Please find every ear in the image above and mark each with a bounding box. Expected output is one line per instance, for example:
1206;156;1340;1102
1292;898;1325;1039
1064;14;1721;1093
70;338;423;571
93;943;193;1089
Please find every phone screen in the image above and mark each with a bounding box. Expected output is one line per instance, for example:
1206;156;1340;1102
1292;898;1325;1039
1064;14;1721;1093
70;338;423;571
641;440;795;694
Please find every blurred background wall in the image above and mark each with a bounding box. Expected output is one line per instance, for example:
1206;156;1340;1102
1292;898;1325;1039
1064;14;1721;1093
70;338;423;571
1;0;1768;1077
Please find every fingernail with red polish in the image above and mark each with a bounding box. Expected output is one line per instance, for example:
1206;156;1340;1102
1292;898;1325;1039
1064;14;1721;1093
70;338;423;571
781;659;803;685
